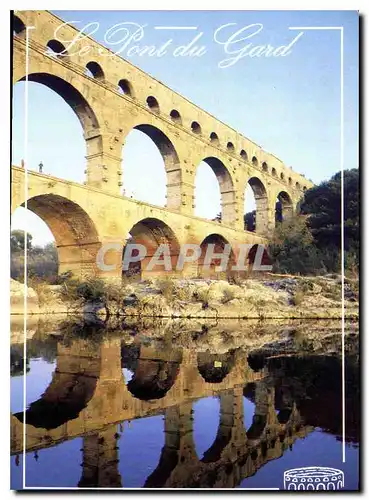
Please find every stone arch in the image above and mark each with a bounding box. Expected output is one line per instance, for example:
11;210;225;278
262;162;268;172
252;156;258;167
122;217;181;279
169;109;182;124
271;167;277;177
197;351;236;383
245;177;269;234
191;121;201;134
197;233;237;279
16;72;102;176
227;141;235;152
146;95;160;113
85;61;105;80
296;181;301;189
240;149;248;161
276;191;294;221
118;78;134;97
280;172;285;181
196;157;236;225
13;14;26;37
210;132;219;145
288;176;292;185
46;39;69;60
126;124;182;210
126;347;182;401
16;194;101;278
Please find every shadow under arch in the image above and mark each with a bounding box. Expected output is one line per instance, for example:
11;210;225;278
196;157;235;225
17;73;101;160
125;124;182;210
123;345;183;401
197;350;236;383
197;234;237;280
16;194;101;278
122;217;181;279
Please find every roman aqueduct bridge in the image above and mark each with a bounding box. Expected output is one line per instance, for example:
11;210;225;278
12;11;313;280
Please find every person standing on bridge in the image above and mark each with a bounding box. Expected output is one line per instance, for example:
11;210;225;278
38;161;43;174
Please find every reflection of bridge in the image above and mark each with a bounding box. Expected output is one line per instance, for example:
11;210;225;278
12;10;313;280
11;338;312;488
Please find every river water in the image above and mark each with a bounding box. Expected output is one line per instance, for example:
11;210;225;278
10;319;359;490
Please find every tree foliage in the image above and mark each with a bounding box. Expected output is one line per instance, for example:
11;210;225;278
270;169;359;275
11;231;58;282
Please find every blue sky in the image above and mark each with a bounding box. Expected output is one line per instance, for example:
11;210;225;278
12;10;359;245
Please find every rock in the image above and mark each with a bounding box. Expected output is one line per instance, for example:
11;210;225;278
10;279;39;315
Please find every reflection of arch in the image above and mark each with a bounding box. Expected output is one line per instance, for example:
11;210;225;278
276;191;293;221
197;157;235;225
197;351;236;383
126;348;182;400
277;408;293;424
129;124;182;210
14;345;99;429
122;217;180;278
246;177;269;234
198;234;236;279
17;73;101;163
14;376;97;429
18;194;100;277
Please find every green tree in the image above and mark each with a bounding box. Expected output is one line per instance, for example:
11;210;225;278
11;230;33;253
269;215;323;275
301;169;359;249
301;168;359;269
244;210;256;232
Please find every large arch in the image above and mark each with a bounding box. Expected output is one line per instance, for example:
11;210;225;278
245;177;269;234
122;217;181;279
197;233;237;279
195;157;236;225
16;73;102;171
122;124;182;210
18;194;101;278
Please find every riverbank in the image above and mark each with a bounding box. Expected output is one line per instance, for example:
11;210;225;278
11;273;358;320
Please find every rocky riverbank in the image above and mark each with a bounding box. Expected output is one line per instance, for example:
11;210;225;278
11;273;359;320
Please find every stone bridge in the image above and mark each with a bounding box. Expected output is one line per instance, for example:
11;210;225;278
12;11;313;280
11;337;312;488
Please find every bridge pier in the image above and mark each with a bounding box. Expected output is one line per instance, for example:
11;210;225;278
78;425;122;488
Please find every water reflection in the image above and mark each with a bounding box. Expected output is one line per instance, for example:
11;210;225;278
10;319;359;490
